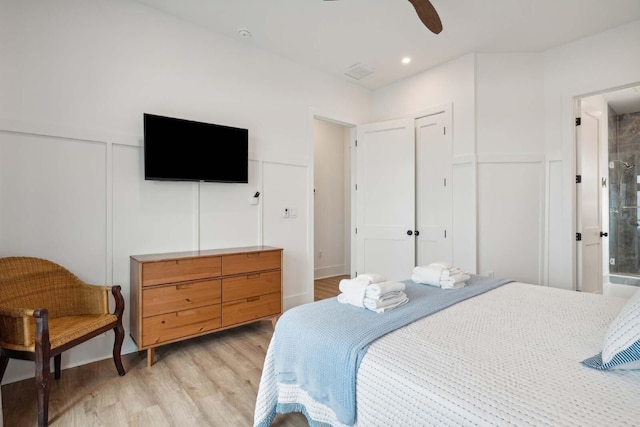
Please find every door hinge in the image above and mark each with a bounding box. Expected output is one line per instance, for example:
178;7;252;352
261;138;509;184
444;229;447;238
575;117;581;126
355;140;358;147
443;126;446;135
355;183;358;190
444;178;447;187
576;232;582;241
355;227;358;235
576;175;582;183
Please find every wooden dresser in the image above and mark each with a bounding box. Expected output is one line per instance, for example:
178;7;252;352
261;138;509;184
130;246;282;366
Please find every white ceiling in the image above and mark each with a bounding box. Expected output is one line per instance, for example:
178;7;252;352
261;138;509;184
134;0;640;90
603;86;640;115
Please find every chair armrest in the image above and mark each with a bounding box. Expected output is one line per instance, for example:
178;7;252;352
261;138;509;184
111;285;125;319
0;306;35;318
72;283;124;319
0;306;45;349
70;283;114;315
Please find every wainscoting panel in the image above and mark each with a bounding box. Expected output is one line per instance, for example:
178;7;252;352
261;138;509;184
477;161;543;284
546;159;568;289
0;130;109;383
262;162;311;309
452;161;476;273
0;131;108;280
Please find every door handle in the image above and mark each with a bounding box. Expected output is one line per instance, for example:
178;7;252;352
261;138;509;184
414;230;420;236
407;230;413;236
600;232;609;237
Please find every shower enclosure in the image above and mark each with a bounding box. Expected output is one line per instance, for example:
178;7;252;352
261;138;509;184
609;109;640;285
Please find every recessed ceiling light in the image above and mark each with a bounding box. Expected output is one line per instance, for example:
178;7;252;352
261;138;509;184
238;28;252;39
401;57;411;65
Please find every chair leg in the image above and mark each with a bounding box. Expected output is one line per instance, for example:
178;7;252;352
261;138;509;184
113;322;126;376
34;308;51;427
0;354;9;383
54;354;61;380
35;352;51;427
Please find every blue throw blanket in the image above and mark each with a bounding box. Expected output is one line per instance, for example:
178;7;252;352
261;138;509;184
270;275;512;426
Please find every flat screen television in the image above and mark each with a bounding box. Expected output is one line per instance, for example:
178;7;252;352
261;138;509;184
143;113;248;183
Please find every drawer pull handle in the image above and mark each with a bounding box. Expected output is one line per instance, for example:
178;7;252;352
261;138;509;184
176;284;192;290
246;253;260;258
247;273;260;279
247;296;260;302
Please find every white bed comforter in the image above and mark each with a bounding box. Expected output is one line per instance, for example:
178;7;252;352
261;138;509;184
254;283;640;426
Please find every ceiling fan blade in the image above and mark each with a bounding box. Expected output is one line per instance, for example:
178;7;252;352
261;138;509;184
408;0;443;34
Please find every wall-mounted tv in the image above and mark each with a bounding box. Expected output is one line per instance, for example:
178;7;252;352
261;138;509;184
143;113;248;183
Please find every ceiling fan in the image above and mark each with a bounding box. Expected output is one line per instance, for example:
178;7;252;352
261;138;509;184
323;0;443;34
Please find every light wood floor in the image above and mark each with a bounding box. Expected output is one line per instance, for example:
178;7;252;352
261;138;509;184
1;276;347;426
313;274;347;301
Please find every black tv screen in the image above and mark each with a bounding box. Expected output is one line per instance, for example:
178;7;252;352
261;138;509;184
144;113;248;183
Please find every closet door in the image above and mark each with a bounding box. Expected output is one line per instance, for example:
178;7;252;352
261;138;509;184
416;112;452;266
355;118;415;281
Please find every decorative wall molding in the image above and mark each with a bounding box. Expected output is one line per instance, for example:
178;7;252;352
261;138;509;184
477;152;546;164
314;264;347;280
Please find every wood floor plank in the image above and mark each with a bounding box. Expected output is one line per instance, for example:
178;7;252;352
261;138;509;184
1;277;347;426
314;275;347;301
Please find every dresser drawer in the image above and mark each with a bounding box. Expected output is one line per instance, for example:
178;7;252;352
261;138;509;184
143;279;221;318
222;250;281;275
222;292;281;327
142;256;221;286
222;271;281;302
142;305;221;347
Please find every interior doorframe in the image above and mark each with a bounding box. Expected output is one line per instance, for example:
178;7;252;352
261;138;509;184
570;82;640;292
307;108;357;297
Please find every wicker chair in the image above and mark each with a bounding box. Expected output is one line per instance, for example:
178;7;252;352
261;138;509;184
0;257;126;427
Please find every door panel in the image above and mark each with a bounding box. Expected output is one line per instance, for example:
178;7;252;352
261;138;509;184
416;113;452;266
356;118;415;281
578;111;602;293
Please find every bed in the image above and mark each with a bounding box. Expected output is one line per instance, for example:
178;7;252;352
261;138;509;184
254;277;640;426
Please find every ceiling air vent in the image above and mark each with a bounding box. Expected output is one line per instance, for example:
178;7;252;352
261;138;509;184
344;63;375;80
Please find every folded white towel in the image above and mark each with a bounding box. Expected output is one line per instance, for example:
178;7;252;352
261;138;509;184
441;280;468;289
357;273;386;284
412;265;443;287
440;267;463;278
412;263;471;289
366;290;405;302
339;276;371;293
363;291;408;309
337;276;370;307
441;273;470;289
365;280;406;298
363;294;409;313
430;261;453;269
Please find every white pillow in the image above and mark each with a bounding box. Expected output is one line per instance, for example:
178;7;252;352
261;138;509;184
583;289;640;370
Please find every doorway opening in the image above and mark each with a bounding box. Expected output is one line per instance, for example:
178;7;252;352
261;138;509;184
313;117;354;301
577;84;640;294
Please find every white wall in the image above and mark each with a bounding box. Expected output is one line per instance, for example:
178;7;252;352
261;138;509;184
313;119;350;279
475;53;545;284
543;20;640;290
0;0;371;384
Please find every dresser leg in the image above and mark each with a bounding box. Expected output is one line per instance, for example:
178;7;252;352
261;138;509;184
270;316;279;329
147;348;155;367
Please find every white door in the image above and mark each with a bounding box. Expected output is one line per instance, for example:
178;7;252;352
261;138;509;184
355;118;415;281
416;112;452;266
577;111;603;293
